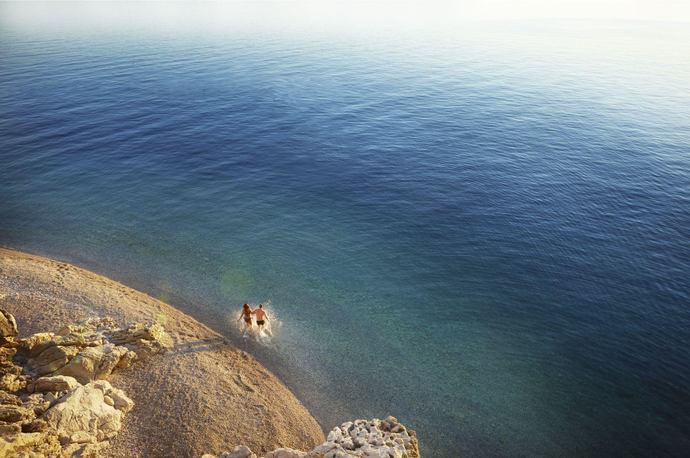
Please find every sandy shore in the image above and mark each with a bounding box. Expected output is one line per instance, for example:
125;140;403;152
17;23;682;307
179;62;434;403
0;247;325;457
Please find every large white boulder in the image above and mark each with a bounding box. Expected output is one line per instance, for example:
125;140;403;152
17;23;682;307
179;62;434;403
42;380;134;445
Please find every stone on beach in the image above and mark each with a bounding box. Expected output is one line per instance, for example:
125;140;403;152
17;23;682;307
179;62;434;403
0;309;18;338
0;324;27;393
42;380;133;444
219;445;258;458
208;416;420;458
26;344;80;377
304;416;418;458
56;344;131;384
30;375;80;393
18;332;58;358
265;448;307;458
106;322;169;357
0;404;32;423
0;429;62;457
0;372;26;393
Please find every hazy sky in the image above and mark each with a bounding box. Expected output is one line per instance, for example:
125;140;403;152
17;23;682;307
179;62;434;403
435;0;690;21
1;0;689;39
278;0;690;22
2;0;690;23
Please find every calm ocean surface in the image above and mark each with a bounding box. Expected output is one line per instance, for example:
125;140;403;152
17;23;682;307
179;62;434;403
2;3;690;456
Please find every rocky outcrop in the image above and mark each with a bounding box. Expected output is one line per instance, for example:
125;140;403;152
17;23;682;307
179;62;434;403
207;416;420;458
315;417;419;458
106;322;168;357
16;317;168;384
0;309;168;457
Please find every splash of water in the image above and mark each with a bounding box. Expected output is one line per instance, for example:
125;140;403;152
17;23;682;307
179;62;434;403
227;300;281;345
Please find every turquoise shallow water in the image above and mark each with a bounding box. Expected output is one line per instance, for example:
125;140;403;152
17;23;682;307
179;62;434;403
2;3;690;456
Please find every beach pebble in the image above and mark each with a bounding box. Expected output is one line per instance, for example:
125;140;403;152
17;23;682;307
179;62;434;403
264;448;307;458
219;445;257;458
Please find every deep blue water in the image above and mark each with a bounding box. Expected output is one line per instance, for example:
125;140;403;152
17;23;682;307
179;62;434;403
2;3;690;456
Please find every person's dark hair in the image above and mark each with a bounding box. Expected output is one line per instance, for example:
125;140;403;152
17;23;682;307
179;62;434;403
243;303;250;311
259;304;263;309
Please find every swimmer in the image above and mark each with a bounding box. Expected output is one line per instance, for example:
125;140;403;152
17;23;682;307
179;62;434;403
252;304;271;336
237;303;253;333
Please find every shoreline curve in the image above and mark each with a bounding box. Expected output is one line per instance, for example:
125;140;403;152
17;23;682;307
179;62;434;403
0;247;325;457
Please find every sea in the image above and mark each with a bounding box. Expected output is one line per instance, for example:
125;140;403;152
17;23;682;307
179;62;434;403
1;3;689;456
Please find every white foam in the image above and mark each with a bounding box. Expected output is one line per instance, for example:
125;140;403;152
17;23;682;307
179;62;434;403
229;300;281;345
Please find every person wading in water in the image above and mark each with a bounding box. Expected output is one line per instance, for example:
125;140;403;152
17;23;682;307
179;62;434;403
253;303;271;336
237;303;253;333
